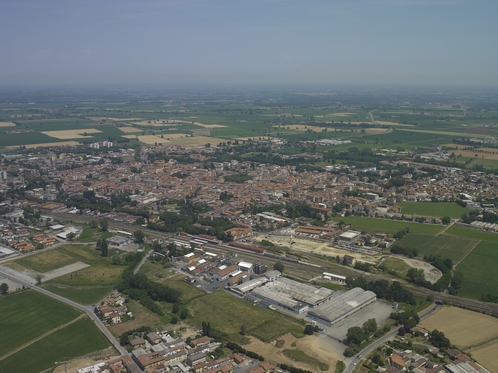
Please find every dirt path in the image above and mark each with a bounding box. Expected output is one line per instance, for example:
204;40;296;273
454;240;480;267
398;257;442;284
0;314;86;361
436;220;455;236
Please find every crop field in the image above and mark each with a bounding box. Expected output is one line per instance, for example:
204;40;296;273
331;216;444;235
187;291;303;342
398;202;472;218
395;233;478;263
0;291;82;357
41;284;113;305
469;342;498;373
446;226;498;244
457;241;498;299
420;306;498;349
0;317;110;373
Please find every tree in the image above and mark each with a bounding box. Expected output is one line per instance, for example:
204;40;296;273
99;219;108;231
273;262;285;273
442;216;451;224
451;271;464;290
133;230;145;243
101;240;108;257
89;220;98;228
240;324;247;335
36;274;43;285
304;324;315;335
429;329;451;349
180;309;188;320
171;316;178;324
66;232;75;241
0;283;8;295
362;318;377;335
398;326;406;336
172;303;180;314
346;326;365;346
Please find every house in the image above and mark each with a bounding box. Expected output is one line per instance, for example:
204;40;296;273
186;352;206;367
343;254;356;266
391;353;410;370
146;332;162;345
129;337;146;349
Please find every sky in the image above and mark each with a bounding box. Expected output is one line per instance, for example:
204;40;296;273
0;0;497;87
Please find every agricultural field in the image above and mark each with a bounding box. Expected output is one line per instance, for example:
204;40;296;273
331;216;444;235
398;202;472;219
0;317;110;373
187;291;304;342
457;241;498;299
420;306;498;372
395;233;478;263
0;291;82;357
11;243;127;304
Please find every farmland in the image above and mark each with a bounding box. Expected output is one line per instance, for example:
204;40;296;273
398;202;472;219
0;291;82;357
330;216;444;235
420;306;498;372
457;241;498;299
0;317;110;373
395;233;478;263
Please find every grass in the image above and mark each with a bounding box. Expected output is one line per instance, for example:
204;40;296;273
15;248;79;273
0;291;82;357
395;233;478;262
458;241;498;299
40;284;113;305
398;202;472;218
331;216;444;235
446;226;498;244
382;257;411;277
0;317;110;373
187;291;304;342
282;349;329;371
77;226;114;242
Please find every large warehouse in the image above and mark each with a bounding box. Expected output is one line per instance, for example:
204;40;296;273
307;287;376;326
249;277;334;313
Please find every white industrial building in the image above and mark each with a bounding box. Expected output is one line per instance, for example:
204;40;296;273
307;287;376;326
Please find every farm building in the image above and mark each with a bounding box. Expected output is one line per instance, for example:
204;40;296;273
106;236;130;247
307;287;376;326
249;277;334;313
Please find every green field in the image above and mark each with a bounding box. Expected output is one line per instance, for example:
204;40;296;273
398;202;472;218
187;291;304;342
0;291;82;357
0;318;110;373
446;226;498;244
40;284;113;305
458;241;498;299
331;216;444;235
395;233;478;262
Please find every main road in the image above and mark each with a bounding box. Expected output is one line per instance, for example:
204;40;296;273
344;303;441;373
0;269;128;356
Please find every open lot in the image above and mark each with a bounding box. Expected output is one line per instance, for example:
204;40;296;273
0;121;16;127
468;342;498;373
108;298;163;337
41;283;113;305
187;291;304;342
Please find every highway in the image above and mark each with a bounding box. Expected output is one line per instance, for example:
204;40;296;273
344;303;441;373
0;269;128;356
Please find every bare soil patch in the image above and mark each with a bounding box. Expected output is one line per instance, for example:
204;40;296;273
117;126;142;133
374;121;415;126
420;306;498;348
245;333;338;373
42;129;102;139
42;262;90;281
0;121;16;127
398;257;442;284
363;128;390;134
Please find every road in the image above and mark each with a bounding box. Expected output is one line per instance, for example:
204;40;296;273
344;303;441;373
0;269;128;356
134;248;154;275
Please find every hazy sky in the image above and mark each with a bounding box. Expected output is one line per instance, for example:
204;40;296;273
1;0;497;87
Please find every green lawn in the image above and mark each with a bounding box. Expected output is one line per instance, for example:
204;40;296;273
395;233;478;262
77;226;114;242
0;318;110;373
0;291;82;357
331;216;444;235
458;241;498;299
41;284;113;305
187;291;304;342
398;202;472;218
